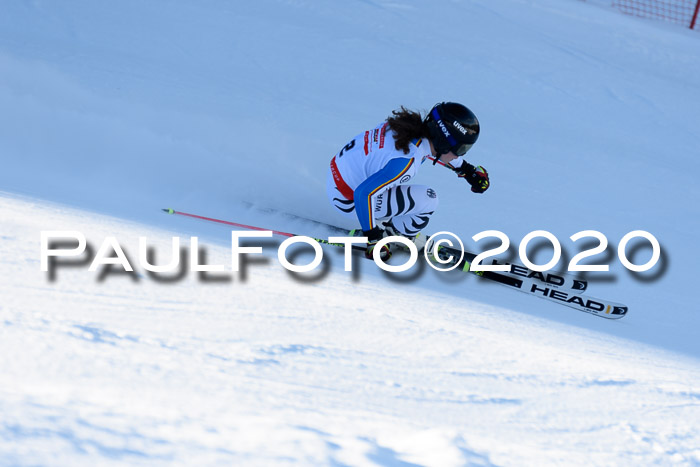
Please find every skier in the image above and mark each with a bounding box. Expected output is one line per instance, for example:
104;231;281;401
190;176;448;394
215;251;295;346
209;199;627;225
326;102;489;259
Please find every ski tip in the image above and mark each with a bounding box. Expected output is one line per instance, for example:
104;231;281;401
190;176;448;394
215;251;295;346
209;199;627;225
162;208;175;214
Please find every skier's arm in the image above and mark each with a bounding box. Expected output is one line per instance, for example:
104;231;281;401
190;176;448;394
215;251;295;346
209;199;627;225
354;157;414;232
446;156;464;170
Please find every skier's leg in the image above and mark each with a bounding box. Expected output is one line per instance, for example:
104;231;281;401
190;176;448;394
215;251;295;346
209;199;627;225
373;184;439;238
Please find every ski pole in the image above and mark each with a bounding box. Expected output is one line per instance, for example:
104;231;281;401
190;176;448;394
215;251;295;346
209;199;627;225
162;208;367;252
162;208;296;237
425;155;460;172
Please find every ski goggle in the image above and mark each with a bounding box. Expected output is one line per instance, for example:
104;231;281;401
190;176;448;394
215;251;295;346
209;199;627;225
453;143;473;157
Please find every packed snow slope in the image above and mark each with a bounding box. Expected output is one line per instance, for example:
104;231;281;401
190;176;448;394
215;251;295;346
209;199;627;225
2;0;698;353
1;0;700;465
3;196;700;466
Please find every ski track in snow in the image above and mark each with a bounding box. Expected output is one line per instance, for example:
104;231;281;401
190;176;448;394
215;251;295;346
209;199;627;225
2;195;700;465
1;0;700;464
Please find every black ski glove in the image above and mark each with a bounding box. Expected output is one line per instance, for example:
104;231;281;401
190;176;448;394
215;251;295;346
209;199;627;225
456;161;490;193
362;226;392;260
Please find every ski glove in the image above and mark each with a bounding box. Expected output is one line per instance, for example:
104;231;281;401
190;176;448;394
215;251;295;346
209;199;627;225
363;226;392;261
457;161;490;193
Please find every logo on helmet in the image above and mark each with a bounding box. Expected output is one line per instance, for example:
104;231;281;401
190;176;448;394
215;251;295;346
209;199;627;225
453;120;476;135
437;120;451;138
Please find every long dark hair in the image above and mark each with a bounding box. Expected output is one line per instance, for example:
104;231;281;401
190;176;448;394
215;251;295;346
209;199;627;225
386;106;430;154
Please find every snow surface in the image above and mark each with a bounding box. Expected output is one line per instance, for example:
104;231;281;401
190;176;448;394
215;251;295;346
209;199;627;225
1;0;700;465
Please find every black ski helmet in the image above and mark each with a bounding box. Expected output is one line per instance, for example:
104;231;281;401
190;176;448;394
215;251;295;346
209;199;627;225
425;102;480;158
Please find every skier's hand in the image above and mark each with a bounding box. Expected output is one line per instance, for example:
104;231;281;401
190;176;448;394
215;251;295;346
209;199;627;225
468;166;489;193
457;162;490;193
363;226;392;261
